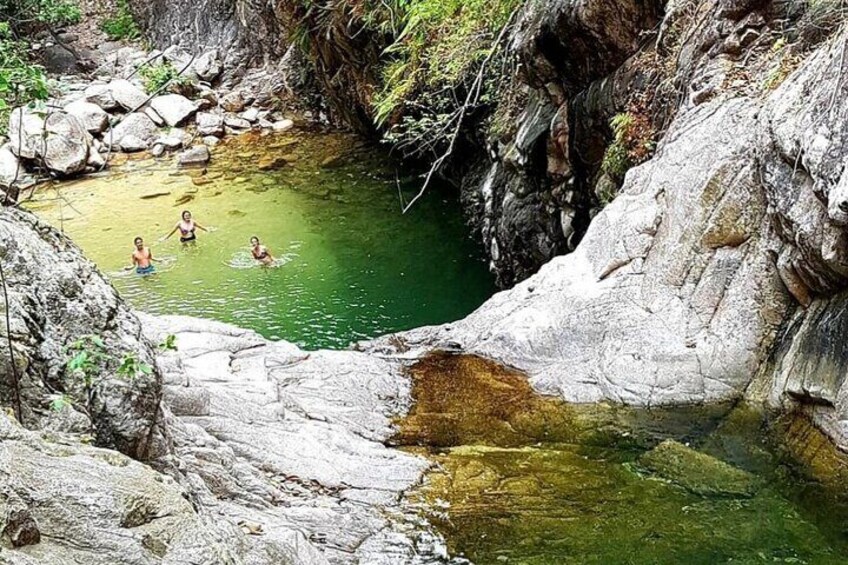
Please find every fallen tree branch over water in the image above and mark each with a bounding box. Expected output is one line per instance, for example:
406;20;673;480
399;6;520;214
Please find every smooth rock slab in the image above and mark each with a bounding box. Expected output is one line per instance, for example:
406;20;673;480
140;314;440;562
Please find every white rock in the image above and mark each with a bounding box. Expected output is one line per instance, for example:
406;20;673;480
63;100;109;134
84;83;118;111
193;50;222;82
196;112;224;137
149;94;197;127
108;79;148;111
223;114;251;129
240;107;260;123
87;147;106;167
272;119;294;132
150;143;166;157
0;144;21;188
119;134;149;152
178;145;211;166
155;128;186;150
7;107;45;159
203;136;220;146
111;113;158;151
144;107;165;127
9;109;89;175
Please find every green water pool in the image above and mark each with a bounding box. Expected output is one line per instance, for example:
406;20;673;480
397;355;848;565
27;128;495;349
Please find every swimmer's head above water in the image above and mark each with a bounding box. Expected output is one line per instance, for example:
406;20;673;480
182;210;192;221
134;236;144;249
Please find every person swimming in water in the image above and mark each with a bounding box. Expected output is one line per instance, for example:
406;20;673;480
250;236;274;266
162;210;209;243
127;236;156;275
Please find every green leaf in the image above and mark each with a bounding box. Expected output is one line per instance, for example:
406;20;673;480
49;394;71;412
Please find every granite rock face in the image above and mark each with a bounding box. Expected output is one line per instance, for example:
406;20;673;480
373;97;791;406
140;315;442;564
0;207;161;459
128;0;287;79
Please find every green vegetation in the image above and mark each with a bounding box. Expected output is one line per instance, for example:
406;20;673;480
0;0;81;133
138;61;189;93
0;0;81;26
55;335;151;424
362;0;522;155
601;112;656;183
159;334;178;351
100;0;140;41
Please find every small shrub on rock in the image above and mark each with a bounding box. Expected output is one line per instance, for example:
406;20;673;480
601;111;656;183
100;0;140;41
138;61;190;94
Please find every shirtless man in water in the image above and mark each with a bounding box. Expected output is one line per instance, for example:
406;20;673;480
128;237;155;275
250;236;274;266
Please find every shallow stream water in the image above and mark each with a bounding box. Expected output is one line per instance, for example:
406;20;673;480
396;354;848;564
26;128;494;349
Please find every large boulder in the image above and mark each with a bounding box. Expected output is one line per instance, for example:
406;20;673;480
149;94;197;127
8;109;90;175
0;144;21;189
7;107;45;160
108;79;148;111
83;83;118;111
63;100;109;134
192;50;222;82
109;112;158;152
0;208;162;458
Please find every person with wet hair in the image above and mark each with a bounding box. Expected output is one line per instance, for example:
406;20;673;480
127;236;155;275
250;236;274;266
162;210;209;243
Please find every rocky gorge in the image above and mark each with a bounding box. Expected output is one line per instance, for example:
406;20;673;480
5;0;848;563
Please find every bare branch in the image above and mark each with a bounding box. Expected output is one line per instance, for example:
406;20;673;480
401;7;520;214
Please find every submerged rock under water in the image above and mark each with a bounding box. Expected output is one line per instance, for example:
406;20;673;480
395;353;848;564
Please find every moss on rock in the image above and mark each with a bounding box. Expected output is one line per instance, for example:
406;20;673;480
639;439;759;498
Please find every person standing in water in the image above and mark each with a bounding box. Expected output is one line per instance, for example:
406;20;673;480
163;210;209;243
250;236;274;266
127;236;156;275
